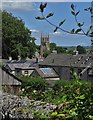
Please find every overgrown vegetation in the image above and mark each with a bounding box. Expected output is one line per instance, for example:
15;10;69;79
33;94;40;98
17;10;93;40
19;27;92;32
18;76;93;119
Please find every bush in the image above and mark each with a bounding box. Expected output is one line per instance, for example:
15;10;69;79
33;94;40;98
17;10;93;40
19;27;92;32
19;76;93;119
52;80;93;119
53;79;72;91
21;76;49;91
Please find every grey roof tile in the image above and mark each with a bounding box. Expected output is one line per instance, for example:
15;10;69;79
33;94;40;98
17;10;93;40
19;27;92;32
39;53;93;68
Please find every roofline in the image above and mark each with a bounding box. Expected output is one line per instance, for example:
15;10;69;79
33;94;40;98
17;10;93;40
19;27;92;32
2;67;22;83
15;67;36;70
39;64;92;68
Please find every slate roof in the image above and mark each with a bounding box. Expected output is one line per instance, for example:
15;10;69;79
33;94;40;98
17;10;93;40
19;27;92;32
31;67;59;78
5;59;38;71
39;53;93;68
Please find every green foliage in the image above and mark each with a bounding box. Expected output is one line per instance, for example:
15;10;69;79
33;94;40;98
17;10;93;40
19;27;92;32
28;37;36;58
77;45;86;54
54;27;58;32
66;49;74;54
20;76;48;92
70;29;75;34
36;2;93;38
56;46;66;53
50;43;56;52
59;19;66;27
2;10;36;59
35;16;45;20
40;3;47;13
71;4;75;11
75;28;82;34
19;75;93;119
78;22;84;27
53;80;71;92
48;80;93;120
43;50;50;58
46;13;54;18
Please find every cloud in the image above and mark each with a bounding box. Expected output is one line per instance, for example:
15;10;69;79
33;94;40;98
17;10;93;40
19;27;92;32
50;31;62;36
30;29;39;33
2;2;37;12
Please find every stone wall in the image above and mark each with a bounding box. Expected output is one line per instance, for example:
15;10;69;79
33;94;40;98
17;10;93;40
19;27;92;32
0;93;57;119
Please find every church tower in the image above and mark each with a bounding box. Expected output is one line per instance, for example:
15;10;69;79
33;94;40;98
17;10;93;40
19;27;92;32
40;33;50;57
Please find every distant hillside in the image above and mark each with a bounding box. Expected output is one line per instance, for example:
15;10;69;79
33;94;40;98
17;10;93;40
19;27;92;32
62;46;91;50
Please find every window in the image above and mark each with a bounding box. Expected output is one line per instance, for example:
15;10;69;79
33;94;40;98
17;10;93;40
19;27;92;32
24;70;28;75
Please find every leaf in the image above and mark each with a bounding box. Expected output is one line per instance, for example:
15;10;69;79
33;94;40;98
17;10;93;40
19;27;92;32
90;32;93;37
75;28;82;33
90;7;92;14
40;3;44;12
40;3;47;12
54;27;58;32
76;95;85;99
51;112;58;116
71;111;77;117
40;115;48;119
90;32;93;35
59;19;66;26
84;8;88;11
46;13;54;18
89;25;92;29
57;113;65;117
71;4;75;11
78;22;84;27
89;115;93;120
86;26;92;35
71;11;76;16
35;16;45;20
76;11;80;16
84;7;90;11
70;29;75;34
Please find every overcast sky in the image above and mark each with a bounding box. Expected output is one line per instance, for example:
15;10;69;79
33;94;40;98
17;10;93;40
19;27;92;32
2;1;92;46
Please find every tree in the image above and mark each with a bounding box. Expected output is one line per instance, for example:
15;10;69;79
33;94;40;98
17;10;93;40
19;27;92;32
56;46;66;53
28;37;37;59
50;43;56;52
66;49;74;54
76;45;86;54
2;10;36;59
43;50;50;58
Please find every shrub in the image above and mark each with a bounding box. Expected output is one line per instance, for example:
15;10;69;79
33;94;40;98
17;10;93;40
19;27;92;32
21;76;49;91
53;79;72;91
52;79;93;119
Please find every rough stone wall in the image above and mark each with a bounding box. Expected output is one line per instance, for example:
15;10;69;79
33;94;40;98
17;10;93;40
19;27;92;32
0;93;57;119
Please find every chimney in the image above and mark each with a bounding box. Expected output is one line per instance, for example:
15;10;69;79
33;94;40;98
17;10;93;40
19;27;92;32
36;57;38;63
9;56;12;61
18;55;21;60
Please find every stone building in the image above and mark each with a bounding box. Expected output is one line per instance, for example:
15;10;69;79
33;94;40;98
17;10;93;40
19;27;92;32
40;33;50;57
39;53;93;82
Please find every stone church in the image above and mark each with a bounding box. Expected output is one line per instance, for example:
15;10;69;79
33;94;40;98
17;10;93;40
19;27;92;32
40;33;50;57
